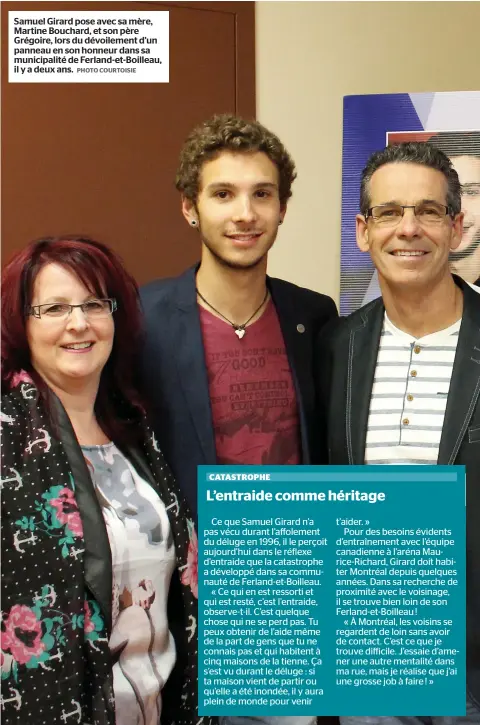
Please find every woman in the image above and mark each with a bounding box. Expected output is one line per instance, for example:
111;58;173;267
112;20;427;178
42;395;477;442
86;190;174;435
1;237;212;725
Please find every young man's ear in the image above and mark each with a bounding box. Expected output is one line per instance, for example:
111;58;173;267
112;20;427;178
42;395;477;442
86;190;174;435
356;213;370;252
181;196;198;228
279;202;287;225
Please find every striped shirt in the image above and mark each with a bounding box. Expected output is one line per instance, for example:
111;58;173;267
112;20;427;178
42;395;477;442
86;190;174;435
364;314;461;464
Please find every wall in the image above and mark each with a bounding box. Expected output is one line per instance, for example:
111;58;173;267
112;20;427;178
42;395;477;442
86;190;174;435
1;1;255;282
256;1;480;304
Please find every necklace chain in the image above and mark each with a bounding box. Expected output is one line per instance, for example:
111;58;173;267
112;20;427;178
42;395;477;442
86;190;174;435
196;287;269;338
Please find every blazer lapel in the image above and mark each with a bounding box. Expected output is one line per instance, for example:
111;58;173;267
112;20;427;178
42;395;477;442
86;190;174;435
438;282;480;464
170;267;217;464
346;301;384;464
50;394;113;634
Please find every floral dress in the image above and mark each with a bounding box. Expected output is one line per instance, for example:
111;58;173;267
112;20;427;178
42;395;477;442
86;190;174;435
1;375;212;725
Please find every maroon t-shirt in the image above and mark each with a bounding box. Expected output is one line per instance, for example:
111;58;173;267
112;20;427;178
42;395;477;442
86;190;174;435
199;300;301;465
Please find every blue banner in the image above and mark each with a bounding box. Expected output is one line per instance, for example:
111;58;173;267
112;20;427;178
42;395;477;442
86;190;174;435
198;465;465;717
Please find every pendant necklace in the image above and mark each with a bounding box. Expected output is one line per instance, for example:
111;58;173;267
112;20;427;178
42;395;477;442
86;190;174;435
196;288;269;339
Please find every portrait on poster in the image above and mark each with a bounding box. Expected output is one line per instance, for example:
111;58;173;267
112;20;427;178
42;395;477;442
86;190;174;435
340;91;480;315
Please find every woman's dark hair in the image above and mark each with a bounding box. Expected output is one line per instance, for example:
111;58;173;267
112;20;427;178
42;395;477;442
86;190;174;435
2;236;146;444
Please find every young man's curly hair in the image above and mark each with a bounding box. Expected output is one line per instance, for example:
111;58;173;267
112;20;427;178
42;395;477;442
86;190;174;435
175;114;297;206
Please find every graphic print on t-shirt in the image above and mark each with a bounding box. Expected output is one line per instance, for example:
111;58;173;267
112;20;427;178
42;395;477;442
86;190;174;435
83;443;176;725
199;300;301;465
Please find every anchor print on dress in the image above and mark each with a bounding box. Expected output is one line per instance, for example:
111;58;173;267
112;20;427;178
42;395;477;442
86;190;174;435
13;530;38;553
33;584;57;608
25;428;52;455
87;636;109;652
60;699;82;723
186;614;196;643
0;467;23;491
38;650;64;671
165;492;180;517
69;546;85;560
0;686;22;711
20;383;36;400
0;410;16;426
151;431;161;452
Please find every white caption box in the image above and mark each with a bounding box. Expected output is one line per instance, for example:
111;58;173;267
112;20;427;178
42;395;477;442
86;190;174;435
9;11;169;83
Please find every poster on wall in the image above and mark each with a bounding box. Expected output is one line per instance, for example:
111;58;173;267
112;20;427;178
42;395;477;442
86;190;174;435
340;91;480;315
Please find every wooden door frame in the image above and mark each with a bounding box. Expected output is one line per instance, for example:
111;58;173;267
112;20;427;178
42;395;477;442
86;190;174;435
2;2;255;117
146;1;255;117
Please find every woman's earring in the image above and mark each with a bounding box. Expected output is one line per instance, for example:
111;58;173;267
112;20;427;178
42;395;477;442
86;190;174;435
190;220;197;227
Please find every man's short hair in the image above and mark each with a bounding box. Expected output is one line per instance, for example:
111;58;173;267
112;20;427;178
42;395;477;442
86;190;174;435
175;113;297;206
427;131;480;160
359;142;462;217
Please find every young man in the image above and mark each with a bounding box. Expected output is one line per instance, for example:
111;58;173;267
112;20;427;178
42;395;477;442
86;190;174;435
140;114;337;725
318;142;480;724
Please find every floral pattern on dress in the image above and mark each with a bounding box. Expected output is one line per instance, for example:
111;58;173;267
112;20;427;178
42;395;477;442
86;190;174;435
10;371;34;388
76;600;105;647
2;605;45;666
180;519;198;599
2;386;214;724
1;587;106;684
48;488;83;538
14;476;83;557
